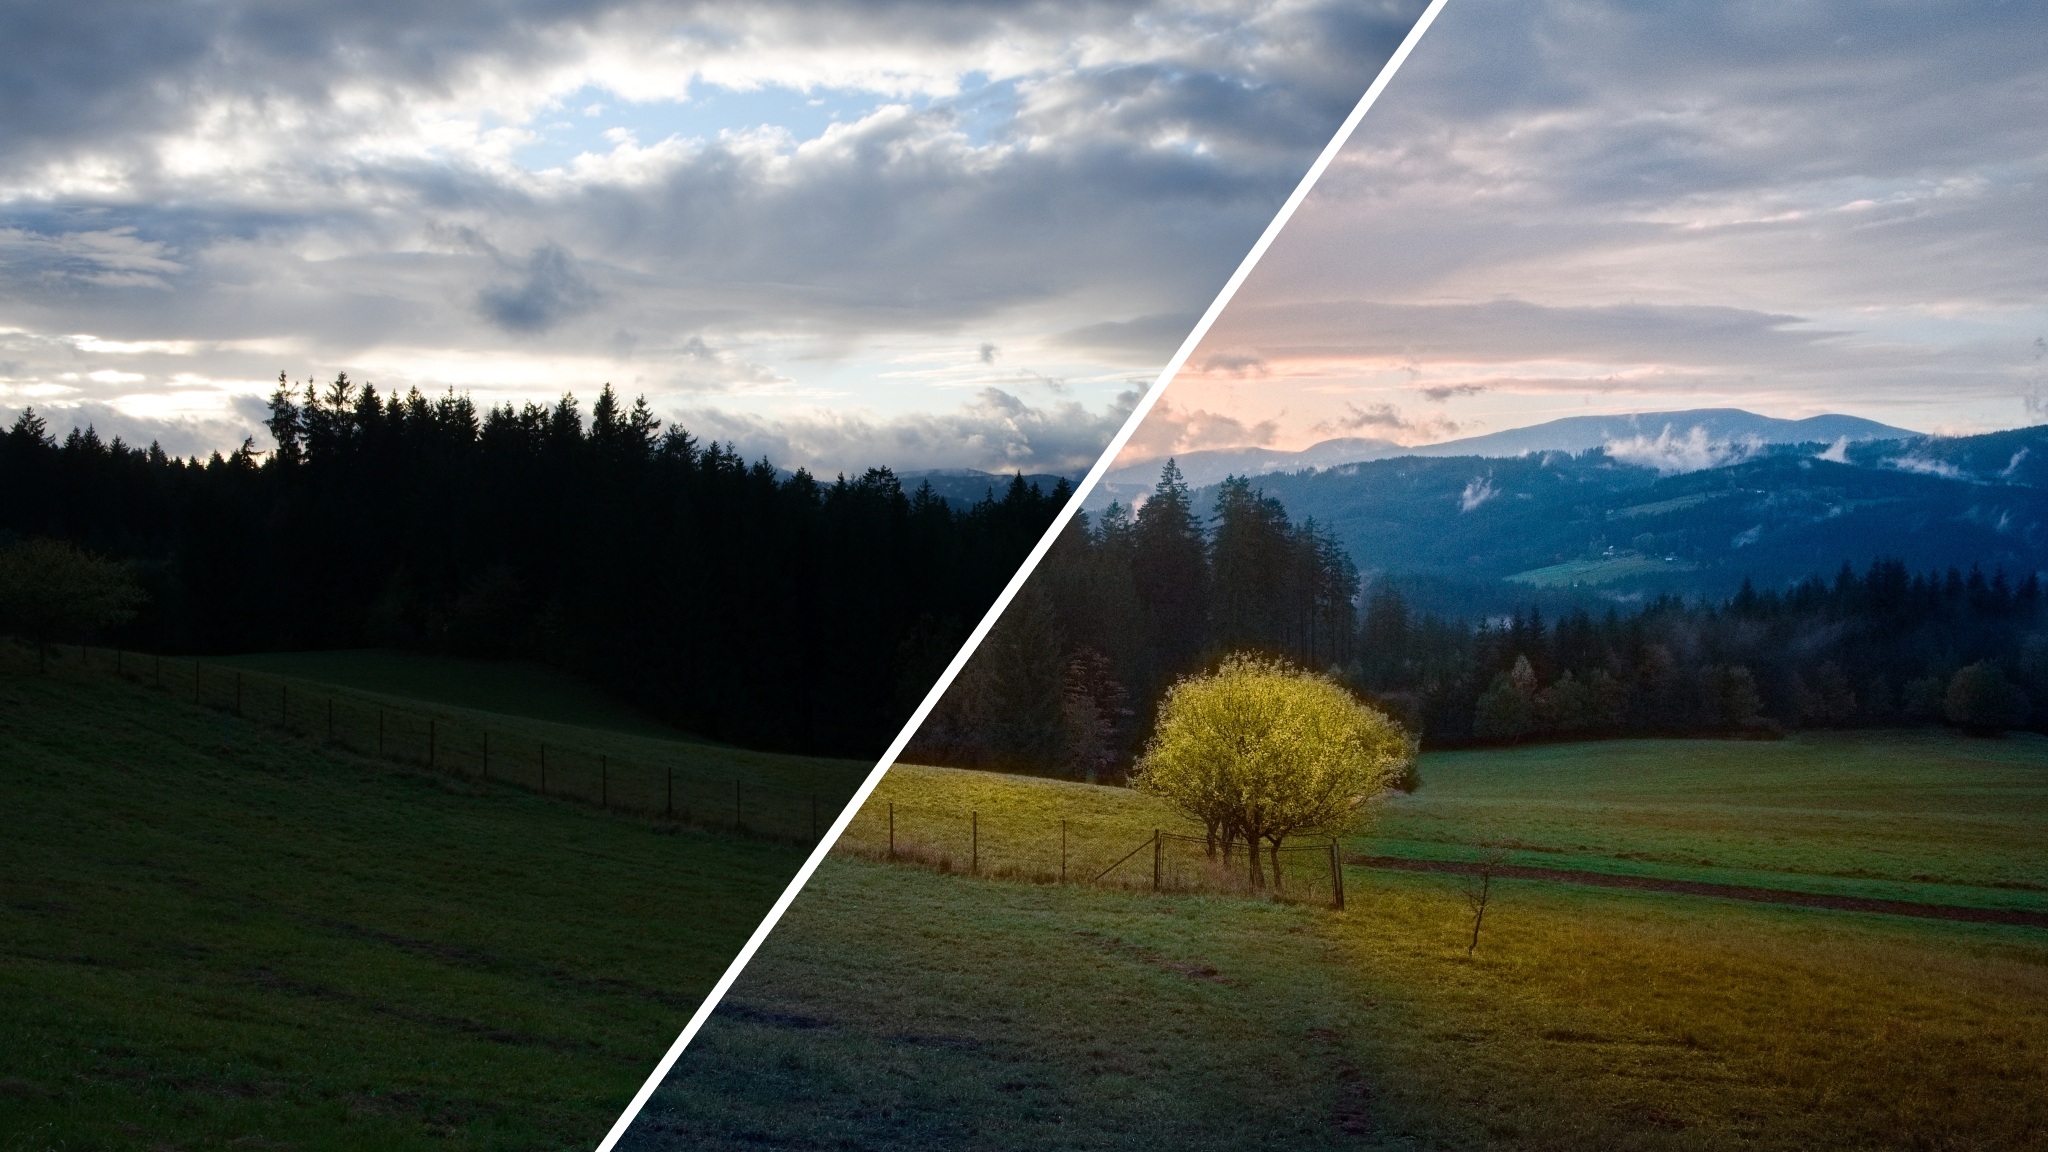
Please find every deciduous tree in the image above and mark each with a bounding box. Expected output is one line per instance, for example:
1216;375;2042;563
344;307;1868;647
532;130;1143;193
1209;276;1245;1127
1134;654;1414;887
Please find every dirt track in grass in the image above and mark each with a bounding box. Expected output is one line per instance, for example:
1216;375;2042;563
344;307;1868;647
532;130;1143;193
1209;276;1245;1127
1352;855;2048;929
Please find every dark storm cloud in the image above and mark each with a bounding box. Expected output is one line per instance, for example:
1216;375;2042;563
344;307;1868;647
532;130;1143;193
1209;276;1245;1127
478;243;601;332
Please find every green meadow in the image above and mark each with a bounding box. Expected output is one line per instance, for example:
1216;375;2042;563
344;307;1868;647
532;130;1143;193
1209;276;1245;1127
636;732;2048;1151
194;648;869;804
0;647;833;1151
212;649;704;742
1371;733;2048;911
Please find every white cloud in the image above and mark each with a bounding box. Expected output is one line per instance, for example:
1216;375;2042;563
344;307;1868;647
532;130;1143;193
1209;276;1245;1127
1886;454;1964;480
0;0;1427;469
1604;426;1760;474
1159;0;2048;452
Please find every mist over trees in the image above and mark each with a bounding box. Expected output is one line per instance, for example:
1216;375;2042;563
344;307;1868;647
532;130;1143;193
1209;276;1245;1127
912;462;2048;780
0;377;1064;756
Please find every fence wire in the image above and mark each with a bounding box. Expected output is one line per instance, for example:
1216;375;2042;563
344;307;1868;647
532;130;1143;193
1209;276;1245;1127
31;643;851;844
835;798;1345;908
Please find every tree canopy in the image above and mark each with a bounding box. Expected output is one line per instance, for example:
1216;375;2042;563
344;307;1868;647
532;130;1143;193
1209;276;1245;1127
1133;654;1414;886
908;462;2048;781
1;379;1063;756
0;538;146;670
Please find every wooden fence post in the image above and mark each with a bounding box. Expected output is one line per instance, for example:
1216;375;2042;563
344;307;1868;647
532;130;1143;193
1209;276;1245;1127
971;811;979;875
1330;840;1345;911
1152;829;1162;891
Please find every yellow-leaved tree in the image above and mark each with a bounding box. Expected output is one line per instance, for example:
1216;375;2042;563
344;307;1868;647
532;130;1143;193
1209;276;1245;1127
1132;654;1414;887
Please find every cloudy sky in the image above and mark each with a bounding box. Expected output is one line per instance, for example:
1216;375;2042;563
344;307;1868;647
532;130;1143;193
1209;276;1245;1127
1127;0;2048;464
0;0;1424;471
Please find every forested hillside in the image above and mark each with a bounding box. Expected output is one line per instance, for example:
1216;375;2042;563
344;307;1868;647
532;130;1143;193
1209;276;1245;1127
914;462;2048;777
0;377;1064;756
1220;426;2048;617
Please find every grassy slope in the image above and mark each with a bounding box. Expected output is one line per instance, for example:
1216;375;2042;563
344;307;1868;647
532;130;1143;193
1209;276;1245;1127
634;734;2048;1151
1372;732;2048;910
0;667;808;1152
212;649;695;742
627;861;1379;1152
112;646;869;808
847;732;2048;911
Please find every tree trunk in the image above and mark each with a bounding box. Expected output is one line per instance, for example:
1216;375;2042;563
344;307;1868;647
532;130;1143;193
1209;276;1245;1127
1468;874;1491;956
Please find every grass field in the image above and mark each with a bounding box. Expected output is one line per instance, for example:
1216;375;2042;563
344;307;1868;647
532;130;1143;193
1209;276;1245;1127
54;644;869;835
213;649;700;742
1373;733;2048;911
632;732;2048;1151
0;654;819;1151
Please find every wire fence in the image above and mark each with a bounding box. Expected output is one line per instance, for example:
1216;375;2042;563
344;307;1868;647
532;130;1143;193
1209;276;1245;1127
26;642;855;844
834;798;1346;908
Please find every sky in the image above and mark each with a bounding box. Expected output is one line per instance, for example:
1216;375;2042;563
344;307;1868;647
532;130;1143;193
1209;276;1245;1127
1124;0;2048;466
0;0;1424;472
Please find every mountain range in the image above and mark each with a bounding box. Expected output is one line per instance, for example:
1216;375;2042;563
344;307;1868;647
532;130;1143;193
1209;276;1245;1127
1097;411;2044;618
898;468;1074;509
1091;408;1917;508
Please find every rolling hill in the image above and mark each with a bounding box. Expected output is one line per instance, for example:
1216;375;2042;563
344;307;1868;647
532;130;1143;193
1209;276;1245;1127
1194;423;2048;616
897;468;1074;509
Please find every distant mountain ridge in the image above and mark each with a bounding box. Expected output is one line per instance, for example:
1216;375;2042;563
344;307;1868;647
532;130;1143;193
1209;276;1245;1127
1092;408;1918;507
899;468;1075;509
1176;423;2048;618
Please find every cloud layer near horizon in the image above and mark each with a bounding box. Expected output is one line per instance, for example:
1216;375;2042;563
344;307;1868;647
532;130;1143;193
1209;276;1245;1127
0;0;1423;469
1129;0;2048;465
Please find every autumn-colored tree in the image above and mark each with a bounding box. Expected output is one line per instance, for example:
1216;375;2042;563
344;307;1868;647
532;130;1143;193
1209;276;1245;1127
1133;654;1414;887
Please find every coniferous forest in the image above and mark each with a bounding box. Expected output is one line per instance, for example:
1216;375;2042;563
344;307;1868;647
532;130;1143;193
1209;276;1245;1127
913;462;2048;779
0;377;1065;757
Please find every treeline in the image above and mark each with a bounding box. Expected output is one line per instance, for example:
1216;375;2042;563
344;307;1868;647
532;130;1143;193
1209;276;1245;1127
1358;561;2044;744
911;464;1360;777
912;464;2048;779
0;376;1064;756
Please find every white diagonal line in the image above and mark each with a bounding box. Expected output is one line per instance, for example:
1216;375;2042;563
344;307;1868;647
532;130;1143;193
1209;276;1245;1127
591;2;1453;1145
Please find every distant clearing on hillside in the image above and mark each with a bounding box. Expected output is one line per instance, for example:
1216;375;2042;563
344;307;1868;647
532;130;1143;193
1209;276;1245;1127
1506;553;1690;588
